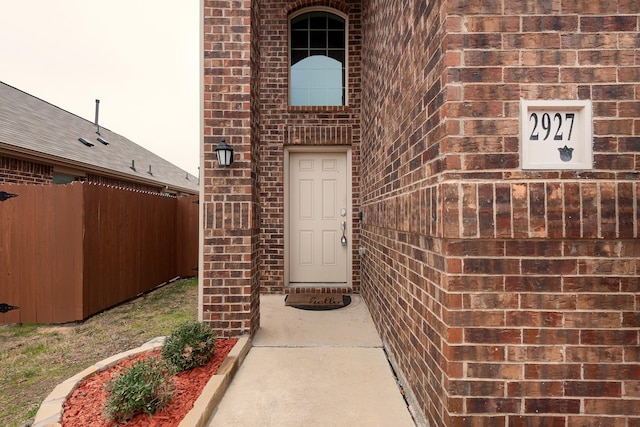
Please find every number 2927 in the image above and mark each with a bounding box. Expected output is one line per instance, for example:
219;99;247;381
529;112;575;142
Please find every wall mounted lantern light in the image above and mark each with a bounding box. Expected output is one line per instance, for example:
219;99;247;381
215;138;234;167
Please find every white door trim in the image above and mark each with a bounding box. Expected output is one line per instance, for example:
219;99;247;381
284;146;352;288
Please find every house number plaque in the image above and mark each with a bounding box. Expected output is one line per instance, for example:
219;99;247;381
520;99;593;170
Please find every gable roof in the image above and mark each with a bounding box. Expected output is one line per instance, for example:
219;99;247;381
0;82;198;194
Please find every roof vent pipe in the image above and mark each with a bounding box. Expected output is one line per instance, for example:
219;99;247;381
95;99;101;135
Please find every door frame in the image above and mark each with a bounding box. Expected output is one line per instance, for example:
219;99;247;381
284;146;353;288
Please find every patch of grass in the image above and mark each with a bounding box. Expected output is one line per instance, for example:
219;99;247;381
0;278;198;427
156;309;193;323
4;324;39;338
22;369;38;380
23;343;47;357
23;406;38;421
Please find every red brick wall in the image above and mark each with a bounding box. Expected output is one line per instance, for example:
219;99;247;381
361;0;640;426
0;156;52;184
360;1;449;424
202;0;261;337
201;0;362;332
258;0;362;293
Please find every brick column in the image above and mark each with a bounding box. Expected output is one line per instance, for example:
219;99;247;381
201;0;260;337
361;0;640;425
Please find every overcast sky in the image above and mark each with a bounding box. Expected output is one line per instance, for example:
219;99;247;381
0;1;200;175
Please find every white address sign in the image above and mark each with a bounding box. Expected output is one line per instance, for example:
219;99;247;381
521;99;593;170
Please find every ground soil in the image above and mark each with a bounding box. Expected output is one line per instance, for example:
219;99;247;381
62;339;237;426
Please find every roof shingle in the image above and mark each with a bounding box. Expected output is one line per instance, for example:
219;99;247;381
0;81;198;194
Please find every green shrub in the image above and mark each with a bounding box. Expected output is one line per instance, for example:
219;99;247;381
103;357;174;423
162;321;217;373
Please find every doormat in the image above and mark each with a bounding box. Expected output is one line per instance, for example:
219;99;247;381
285;293;351;311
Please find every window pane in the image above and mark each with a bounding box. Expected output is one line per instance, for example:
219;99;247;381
307;89;328;105
291;15;307;30
310;30;326;49
53;173;76;185
328;15;344;30
328;49;345;63
290;88;308;106
291;67;310;89
309;12;327;29
327;30;344;49
325;88;343;105
291;30;308;49
291;49;306;65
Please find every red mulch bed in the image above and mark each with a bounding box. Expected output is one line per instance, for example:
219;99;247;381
62;339;238;426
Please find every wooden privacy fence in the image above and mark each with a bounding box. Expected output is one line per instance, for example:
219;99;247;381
0;182;198;324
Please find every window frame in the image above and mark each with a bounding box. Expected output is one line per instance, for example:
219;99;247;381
288;7;349;108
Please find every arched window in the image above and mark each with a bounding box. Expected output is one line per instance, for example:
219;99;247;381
290;9;346;106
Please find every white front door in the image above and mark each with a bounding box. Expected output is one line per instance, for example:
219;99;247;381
289;152;348;283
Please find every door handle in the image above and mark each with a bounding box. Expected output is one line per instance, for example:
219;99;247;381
340;221;347;246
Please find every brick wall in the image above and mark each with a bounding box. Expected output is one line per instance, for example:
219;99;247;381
360;0;449;424
258;0;362;293
0;155;52;184
202;0;261;337
361;0;640;426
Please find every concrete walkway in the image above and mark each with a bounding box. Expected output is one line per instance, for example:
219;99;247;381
206;295;415;427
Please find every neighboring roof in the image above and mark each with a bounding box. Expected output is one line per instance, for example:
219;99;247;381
0;82;198;194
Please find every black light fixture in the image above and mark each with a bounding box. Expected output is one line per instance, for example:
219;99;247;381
215;138;234;167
